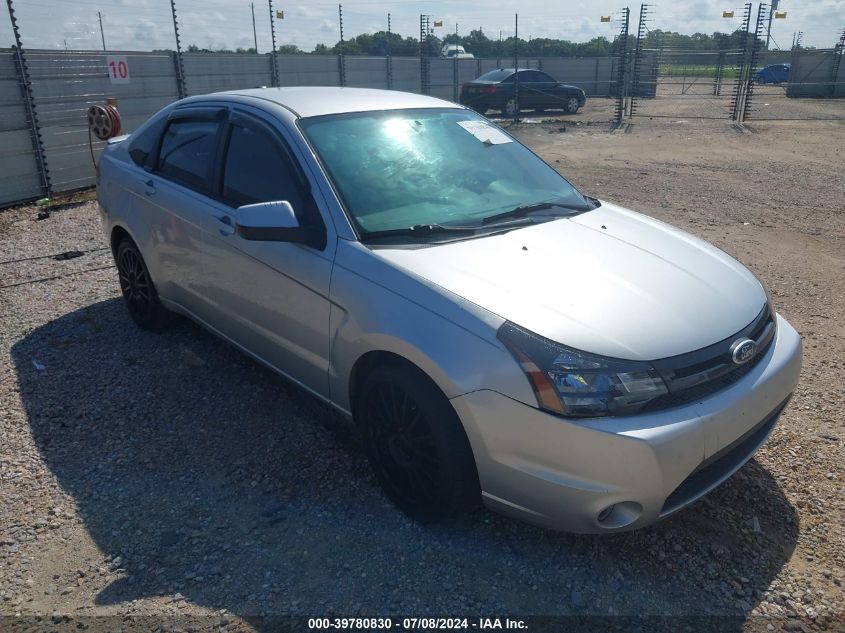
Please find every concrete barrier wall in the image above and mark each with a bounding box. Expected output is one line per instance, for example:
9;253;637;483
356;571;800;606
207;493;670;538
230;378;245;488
25;49;179;196
277;55;339;87
183;53;273;93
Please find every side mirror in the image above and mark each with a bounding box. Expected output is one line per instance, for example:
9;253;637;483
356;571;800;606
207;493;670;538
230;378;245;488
235;200;323;248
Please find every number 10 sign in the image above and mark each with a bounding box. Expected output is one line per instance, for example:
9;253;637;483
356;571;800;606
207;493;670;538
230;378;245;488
106;56;130;84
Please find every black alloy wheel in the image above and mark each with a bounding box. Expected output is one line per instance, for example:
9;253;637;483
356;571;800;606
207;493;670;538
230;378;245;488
357;364;480;520
116;238;168;330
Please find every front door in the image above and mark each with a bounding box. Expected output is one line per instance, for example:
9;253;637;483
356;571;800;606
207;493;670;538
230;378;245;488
198;108;335;398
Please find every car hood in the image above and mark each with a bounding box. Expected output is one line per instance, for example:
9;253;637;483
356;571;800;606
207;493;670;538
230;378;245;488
374;202;766;361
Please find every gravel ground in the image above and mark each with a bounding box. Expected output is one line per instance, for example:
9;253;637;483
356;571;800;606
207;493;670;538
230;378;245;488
1;119;843;633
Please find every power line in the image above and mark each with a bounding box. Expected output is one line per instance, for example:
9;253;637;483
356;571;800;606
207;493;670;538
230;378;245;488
0;264;114;290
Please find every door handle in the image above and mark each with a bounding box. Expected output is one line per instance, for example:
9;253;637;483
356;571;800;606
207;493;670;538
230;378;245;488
216;214;235;236
141;179;156;196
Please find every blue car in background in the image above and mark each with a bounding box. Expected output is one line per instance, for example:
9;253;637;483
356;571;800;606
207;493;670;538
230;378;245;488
754;63;790;84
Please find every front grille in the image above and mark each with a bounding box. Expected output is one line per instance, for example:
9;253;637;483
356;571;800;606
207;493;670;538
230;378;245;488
660;397;790;516
642;304;776;413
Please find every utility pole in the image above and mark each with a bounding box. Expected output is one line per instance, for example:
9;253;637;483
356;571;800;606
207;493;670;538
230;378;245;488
97;11;106;51
513;13;519;121
338;3;346;86
268;0;279;85
765;0;778;50
170;0;186;98
386;12;393;89
498;30;502;67
250;2;258;53
452;22;459;102
6;0;52;197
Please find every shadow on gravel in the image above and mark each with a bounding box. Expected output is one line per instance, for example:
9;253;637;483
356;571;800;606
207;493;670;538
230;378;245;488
13;299;798;630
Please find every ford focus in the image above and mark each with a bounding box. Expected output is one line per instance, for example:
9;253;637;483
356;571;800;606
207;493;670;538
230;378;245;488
97;87;801;532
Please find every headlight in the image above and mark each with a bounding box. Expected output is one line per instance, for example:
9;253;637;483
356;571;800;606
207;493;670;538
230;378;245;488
497;322;668;418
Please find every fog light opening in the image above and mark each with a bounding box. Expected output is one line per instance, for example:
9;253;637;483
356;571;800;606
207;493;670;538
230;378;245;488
596;501;643;529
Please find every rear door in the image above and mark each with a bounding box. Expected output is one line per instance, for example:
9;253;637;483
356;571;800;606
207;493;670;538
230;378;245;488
518;71;546;108
134;106;226;316
532;71;562;109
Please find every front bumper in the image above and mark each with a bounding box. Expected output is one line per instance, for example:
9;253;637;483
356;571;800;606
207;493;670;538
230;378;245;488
451;313;802;533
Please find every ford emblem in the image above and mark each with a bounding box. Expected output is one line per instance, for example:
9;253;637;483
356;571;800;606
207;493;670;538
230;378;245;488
730;337;757;365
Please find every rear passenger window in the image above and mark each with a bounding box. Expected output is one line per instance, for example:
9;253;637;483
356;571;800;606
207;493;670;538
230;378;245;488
222;120;304;210
521;71;545;82
157;119;219;191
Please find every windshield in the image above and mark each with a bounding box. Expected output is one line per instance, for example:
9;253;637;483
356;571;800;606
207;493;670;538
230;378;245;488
299;108;591;236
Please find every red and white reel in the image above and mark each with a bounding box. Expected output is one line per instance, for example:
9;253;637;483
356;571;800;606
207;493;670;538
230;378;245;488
87;103;122;140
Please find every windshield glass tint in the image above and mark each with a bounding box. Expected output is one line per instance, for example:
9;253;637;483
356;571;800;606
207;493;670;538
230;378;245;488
300;108;589;234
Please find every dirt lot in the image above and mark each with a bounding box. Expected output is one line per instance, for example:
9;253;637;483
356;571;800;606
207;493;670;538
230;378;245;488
1;118;843;632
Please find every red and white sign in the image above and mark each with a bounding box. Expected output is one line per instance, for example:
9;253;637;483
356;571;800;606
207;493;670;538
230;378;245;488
106;56;130;84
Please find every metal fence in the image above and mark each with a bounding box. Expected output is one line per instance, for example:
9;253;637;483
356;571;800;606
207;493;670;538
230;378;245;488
746;48;845;120
0;48;625;208
623;2;845;124
2;0;842;209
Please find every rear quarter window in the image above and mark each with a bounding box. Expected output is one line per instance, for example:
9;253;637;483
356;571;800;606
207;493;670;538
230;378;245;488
128;117;166;169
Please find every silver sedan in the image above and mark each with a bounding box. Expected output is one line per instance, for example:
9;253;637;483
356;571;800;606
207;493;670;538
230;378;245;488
97;87;802;532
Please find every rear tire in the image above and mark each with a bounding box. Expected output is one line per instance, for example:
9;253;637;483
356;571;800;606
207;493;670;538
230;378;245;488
115;238;168;330
356;363;480;520
503;98;520;117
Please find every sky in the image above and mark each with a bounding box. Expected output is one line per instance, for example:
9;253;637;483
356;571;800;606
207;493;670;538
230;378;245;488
6;0;844;53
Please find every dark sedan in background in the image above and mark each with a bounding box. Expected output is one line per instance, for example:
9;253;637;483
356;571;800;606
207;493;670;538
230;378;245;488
460;68;586;116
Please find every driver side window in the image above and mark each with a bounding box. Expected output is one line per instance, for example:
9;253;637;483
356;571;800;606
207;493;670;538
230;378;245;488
221;118;305;212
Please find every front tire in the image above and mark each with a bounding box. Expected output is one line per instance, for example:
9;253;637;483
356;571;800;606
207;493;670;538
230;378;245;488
356;364;480;520
116;238;168;330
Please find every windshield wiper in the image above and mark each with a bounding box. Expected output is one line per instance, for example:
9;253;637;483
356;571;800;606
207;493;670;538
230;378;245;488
481;200;592;225
361;223;478;242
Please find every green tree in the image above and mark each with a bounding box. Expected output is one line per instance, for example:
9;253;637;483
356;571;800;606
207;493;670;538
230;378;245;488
278;44;304;55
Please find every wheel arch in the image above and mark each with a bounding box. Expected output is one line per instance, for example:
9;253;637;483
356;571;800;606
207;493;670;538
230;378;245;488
347;347;455;420
110;224;133;256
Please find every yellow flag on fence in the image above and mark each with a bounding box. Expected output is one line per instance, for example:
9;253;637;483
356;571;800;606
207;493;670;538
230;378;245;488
722;10;734;18
774;11;787;18
600;15;611;22
276;10;284;19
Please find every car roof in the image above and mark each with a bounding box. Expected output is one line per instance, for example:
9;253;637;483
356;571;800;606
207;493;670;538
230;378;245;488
214;86;459;118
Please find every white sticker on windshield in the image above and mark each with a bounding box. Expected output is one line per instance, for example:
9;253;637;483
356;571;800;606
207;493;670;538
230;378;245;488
457;120;512;145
